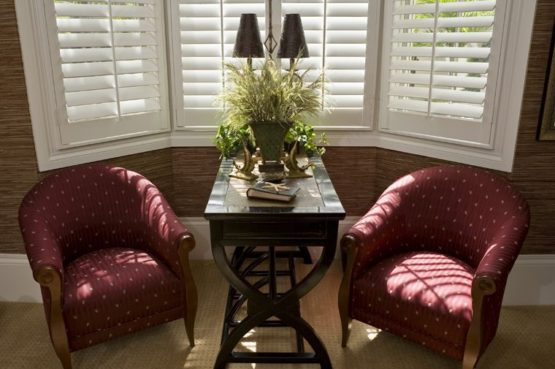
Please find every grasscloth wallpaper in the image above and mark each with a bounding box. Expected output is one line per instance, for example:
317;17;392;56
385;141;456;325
1;0;554;254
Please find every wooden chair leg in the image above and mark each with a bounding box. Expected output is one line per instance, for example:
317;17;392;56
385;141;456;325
338;235;357;347
37;267;72;369
462;276;497;369
178;234;198;347
53;343;72;369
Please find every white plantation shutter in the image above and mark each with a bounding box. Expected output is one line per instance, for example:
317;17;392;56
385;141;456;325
282;0;370;126
380;0;507;145
174;0;265;128
48;0;169;145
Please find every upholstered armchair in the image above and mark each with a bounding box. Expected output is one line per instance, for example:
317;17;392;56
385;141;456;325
19;164;197;369
338;166;530;369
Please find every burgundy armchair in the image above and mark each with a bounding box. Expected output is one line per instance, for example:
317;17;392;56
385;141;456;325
338;166;530;369
19;164;197;369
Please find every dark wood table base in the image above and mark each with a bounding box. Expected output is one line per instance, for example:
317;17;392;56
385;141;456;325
212;243;336;369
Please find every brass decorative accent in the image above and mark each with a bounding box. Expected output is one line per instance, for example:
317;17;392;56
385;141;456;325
230;143;257;181
284;141;313;179
264;0;278;55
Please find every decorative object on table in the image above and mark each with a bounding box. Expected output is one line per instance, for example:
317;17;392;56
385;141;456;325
339;166;530;369
246;181;300;202
19;164;198;369
220;58;322;182
284;120;327;178
215;124;257;181
278;13;309;69
215;10;324;182
538;22;555;140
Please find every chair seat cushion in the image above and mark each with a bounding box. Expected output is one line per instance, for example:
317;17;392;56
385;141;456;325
351;251;474;359
63;248;183;340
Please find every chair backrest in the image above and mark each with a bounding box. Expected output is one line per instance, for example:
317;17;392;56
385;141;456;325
19;164;161;263
376;165;529;268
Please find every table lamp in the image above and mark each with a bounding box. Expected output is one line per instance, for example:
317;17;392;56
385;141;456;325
277;14;309;69
233;13;264;68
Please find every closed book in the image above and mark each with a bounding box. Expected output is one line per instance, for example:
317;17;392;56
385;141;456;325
246;182;300;202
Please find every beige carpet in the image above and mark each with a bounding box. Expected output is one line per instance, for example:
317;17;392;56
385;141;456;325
1;260;554;369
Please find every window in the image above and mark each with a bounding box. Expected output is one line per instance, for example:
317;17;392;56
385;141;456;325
15;0;171;171
46;0;170;146
281;0;371;128
16;0;536;171
379;0;505;146
171;0;266;129
374;0;537;171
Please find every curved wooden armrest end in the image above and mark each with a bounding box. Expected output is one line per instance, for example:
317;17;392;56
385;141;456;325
474;275;497;296
340;233;358;253
178;233;196;254
35;266;62;288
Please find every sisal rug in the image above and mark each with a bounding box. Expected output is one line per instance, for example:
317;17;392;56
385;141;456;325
0;260;554;369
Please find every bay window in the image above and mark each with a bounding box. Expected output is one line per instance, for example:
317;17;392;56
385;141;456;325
15;0;536;172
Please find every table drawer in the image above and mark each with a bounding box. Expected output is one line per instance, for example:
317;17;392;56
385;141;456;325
221;220;327;240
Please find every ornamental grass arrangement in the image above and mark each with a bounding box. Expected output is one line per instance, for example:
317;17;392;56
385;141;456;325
220;58;323;131
216;58;326;180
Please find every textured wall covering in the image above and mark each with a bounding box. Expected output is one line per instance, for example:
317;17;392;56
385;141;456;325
1;0;555;253
0;0;175;253
370;1;555;254
171;147;221;216
0;0;40;254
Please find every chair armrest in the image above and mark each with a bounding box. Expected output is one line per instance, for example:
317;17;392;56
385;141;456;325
343;193;406;280
19;213;64;283
474;217;530;285
140;190;194;276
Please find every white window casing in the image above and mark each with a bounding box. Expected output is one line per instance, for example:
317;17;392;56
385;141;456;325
16;0;537;172
372;0;537;172
16;0;171;171
379;0;505;146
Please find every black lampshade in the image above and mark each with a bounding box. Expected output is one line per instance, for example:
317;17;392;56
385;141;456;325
233;14;264;58
277;14;309;59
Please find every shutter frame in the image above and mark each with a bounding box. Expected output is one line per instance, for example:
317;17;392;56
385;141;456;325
45;0;170;146
379;0;508;147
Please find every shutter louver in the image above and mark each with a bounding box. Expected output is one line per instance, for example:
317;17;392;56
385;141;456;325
387;0;496;121
281;0;369;126
54;0;162;123
178;0;265;126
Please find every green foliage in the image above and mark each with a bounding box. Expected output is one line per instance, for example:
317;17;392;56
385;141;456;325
214;123;254;159
285;120;327;157
220;58;323;130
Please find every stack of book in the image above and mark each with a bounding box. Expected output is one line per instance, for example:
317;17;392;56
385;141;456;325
246;181;300;202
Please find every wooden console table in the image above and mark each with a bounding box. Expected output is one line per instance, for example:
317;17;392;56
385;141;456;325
204;157;345;369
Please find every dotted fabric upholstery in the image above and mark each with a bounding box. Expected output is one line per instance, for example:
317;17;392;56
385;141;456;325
351;252;473;359
64;248;183;350
345;166;530;361
19;164;192;352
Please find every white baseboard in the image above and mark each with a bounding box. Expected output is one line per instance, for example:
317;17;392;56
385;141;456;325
0;254;42;303
2;217;554;306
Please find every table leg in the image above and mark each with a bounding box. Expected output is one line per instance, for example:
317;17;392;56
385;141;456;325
212;237;336;369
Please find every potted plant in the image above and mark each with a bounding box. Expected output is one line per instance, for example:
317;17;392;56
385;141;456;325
219;58;322;180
